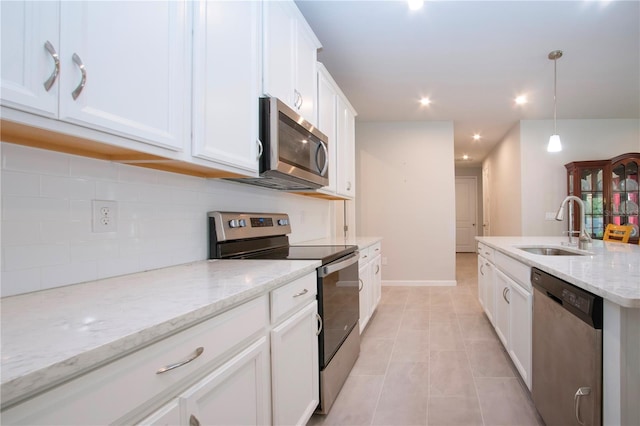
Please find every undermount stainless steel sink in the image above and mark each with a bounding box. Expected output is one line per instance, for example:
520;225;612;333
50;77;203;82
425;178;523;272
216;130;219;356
517;246;588;256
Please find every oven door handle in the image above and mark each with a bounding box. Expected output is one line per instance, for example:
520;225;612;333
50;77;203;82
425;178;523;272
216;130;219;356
318;252;360;277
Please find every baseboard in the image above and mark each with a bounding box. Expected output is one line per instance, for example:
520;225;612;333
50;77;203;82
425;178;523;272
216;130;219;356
382;280;457;287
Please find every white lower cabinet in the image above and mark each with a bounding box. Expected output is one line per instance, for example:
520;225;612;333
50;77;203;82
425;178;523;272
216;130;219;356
271;301;319;426
1;272;322;426
179;337;271;426
493;267;532;390
358;242;382;334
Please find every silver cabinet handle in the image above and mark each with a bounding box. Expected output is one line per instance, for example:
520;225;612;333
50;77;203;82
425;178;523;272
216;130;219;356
358;279;364;292
189;414;200;426
256;139;263;160
375;265;380;274
315;312;323;336
502;287;510;304
574;387;591;425
293;288;308;298
71;53;86;100
156;347;204;374
293;89;303;109
43;41;60;91
346;181;352;191
480;264;485;276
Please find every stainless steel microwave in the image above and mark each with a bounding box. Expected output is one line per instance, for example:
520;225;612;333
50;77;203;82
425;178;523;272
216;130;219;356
226;97;329;190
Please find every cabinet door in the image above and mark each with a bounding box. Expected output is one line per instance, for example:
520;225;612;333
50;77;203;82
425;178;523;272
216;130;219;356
493;269;510;348
478;257;495;325
295;27;318;125
336;96;356;198
191;0;260;175
180;337;270;426
262;1;295;106
508;281;532;390
58;1;190;151
358;261;372;334
371;254;382;312
0;1;59;117
137;399;181;426
317;67;337;194
271;301;319;426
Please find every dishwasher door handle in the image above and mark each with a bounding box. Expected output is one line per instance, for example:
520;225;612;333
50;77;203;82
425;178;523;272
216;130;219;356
574;386;591;426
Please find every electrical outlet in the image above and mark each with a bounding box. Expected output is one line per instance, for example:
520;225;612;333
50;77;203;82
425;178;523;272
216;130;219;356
92;200;117;233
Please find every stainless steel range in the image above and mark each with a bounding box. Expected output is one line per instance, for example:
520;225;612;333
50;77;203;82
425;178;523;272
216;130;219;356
208;211;361;414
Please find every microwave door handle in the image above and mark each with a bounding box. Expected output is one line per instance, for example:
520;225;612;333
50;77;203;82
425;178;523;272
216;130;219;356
318;252;360;277
315;141;329;176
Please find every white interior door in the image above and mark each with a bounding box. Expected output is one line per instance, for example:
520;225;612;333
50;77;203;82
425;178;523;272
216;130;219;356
455;176;478;252
482;166;491;236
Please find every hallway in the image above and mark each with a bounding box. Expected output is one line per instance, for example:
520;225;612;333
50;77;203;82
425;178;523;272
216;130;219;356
307;253;543;426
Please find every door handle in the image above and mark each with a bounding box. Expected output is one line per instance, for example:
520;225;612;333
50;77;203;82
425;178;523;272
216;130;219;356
71;53;87;100
43;41;60;91
574;387;591;426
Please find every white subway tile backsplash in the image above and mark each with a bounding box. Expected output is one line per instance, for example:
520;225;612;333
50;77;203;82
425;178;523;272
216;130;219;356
70;156;118;180
2;196;69;222
1;142;332;296
1;268;41;297
1;221;40;245
40;261;98;290
3;243;69;270
1;171;40;196
2;143;70;176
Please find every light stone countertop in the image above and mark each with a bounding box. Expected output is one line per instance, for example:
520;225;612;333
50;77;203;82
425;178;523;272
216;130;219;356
476;236;640;308
300;236;382;250
0;259;320;408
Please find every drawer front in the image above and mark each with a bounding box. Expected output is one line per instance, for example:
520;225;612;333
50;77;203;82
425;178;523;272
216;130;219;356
495;252;531;291
271;272;317;324
369;242;382;259
477;242;495;262
2;295;269;425
358;246;371;265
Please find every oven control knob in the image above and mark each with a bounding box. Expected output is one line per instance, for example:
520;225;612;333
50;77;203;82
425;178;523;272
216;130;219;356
277;219;288;226
229;219;241;228
238;219;247;227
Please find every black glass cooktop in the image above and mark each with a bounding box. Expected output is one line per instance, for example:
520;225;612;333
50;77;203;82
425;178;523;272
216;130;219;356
233;245;357;265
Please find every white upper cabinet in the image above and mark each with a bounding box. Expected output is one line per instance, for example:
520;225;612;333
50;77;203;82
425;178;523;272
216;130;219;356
317;65;338;194
0;1;59;118
263;0;320;125
191;0;261;175
58;1;190;151
317;63;357;199
336;95;356;198
1;1;191;153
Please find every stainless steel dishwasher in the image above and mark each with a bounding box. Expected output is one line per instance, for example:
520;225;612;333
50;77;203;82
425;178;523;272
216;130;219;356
531;267;603;426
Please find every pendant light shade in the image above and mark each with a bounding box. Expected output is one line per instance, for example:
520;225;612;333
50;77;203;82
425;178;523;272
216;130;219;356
547;50;563;153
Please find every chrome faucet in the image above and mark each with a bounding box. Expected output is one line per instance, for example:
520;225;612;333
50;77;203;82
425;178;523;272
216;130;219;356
555;196;592;250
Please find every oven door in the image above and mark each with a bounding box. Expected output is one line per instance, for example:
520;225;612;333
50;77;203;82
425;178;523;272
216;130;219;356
317;252;360;369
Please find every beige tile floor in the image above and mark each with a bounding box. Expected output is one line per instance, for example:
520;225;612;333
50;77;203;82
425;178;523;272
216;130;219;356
307;253;545;426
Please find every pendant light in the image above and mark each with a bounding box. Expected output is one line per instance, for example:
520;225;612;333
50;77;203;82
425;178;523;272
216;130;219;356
547;50;563;152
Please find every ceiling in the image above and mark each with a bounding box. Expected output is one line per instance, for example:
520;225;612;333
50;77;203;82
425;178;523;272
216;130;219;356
295;0;640;166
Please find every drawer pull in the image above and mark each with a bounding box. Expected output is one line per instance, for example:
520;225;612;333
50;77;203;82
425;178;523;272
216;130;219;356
293;288;309;298
43;41;60;91
190;414;201;426
156;347;204;374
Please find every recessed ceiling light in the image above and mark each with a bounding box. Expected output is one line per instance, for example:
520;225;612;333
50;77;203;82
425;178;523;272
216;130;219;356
408;0;424;11
462;154;469;160
515;95;528;105
473;134;481;141
419;97;431;106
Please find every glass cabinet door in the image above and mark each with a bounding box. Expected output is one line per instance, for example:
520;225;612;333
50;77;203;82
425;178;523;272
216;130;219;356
580;168;605;238
611;160;639;240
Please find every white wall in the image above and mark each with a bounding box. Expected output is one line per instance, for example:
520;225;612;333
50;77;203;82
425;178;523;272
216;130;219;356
356;121;456;285
483;123;522;236
483;118;640;237
0;143;333;297
520;119;640;236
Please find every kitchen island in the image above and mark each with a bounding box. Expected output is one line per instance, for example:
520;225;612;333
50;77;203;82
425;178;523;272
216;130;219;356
477;236;640;426
0;258;320;421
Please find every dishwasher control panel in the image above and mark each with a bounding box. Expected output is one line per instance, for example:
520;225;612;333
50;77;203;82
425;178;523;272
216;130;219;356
561;288;591;314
